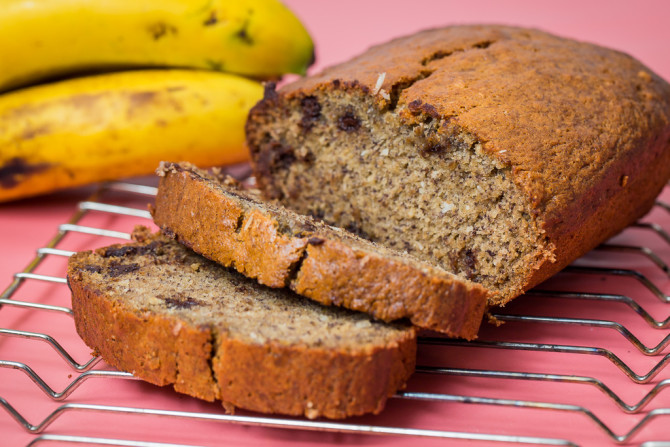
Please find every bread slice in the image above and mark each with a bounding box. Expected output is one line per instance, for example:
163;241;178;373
151;162;489;339
67;227;416;419
245;24;670;306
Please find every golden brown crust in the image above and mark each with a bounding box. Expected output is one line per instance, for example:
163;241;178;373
214;332;416;419
153;163;306;288
247;24;670;304
68;269;220;401
67;232;417;419
152;162;488;338
521;131;670;292
294;240;485;337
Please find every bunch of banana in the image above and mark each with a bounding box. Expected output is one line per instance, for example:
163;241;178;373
0;0;313;202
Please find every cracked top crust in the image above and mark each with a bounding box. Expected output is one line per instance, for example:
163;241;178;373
255;24;670;287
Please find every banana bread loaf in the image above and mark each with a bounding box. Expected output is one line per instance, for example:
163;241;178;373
67;227;416;419
151;161;488;338
245;24;670;305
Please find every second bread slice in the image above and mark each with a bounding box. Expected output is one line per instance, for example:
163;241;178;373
152;161;488;339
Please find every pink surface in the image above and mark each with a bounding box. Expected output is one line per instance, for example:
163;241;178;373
2;1;670;446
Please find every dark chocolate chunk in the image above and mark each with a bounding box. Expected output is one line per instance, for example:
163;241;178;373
464;249;477;271
103;241;164;258
299;96;322;131
420;143;447;157
103;245;139;258
107;263;141;277
162;295;202;309
337;111;361;132
307;237;325;246
82;264;102;274
256;140;296;177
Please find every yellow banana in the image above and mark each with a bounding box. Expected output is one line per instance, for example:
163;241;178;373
0;0;313;92
0;69;263;202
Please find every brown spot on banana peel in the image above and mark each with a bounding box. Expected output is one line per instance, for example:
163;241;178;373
205;59;224;71
2;93;102;123
21;124;51;140
0;158;51;188
129;91;158;107
126;90;182;119
235;19;254;45
147;22;178;40
203;11;218;26
67;93;103;109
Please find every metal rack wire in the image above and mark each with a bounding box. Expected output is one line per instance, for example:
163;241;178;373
1;181;669;446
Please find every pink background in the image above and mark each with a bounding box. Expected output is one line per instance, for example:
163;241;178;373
2;1;670;446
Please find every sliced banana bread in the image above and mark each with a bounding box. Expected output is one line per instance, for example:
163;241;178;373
245;24;670;305
67;227;416;419
151;162;488;339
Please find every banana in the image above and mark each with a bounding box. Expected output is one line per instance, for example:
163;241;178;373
0;69;263;202
0;0;313;92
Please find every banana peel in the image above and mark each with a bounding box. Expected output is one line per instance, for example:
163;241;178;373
0;0;314;93
0;69;263;202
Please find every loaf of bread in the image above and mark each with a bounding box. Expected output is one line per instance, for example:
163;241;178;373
67;227;416;419
151;162;488;338
246;25;670;305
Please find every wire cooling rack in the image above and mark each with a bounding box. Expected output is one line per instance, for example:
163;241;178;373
1;179;669;446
